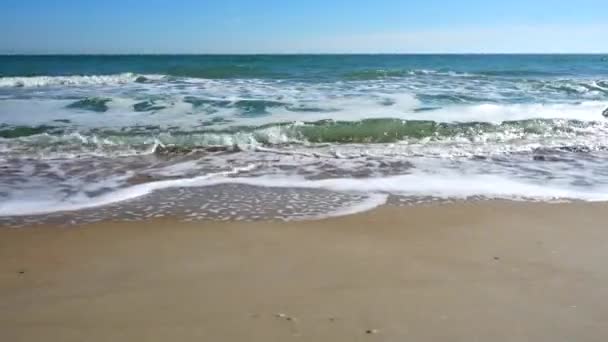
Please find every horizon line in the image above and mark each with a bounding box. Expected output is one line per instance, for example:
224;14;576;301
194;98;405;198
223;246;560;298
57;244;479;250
1;52;608;56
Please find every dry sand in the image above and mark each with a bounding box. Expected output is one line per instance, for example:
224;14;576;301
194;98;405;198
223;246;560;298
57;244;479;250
1;201;608;341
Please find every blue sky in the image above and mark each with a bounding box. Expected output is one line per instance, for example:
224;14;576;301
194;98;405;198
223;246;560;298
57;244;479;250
1;0;607;53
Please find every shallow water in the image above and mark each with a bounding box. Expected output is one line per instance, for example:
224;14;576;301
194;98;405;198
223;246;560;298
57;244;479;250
1;54;608;223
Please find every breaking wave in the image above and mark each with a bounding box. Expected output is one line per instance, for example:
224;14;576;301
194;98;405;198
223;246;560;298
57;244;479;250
0;73;159;87
3;116;608;160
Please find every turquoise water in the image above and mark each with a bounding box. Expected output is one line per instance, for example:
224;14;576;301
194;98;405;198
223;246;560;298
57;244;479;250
2;54;607;79
1;54;608;223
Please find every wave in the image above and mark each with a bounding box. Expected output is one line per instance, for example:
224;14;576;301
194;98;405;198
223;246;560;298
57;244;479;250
2;70;608;110
0;68;463;85
0;73;157;87
1;95;606;132
3;169;608;218
0;65;281;87
0;164;258;217
343;68;472;80
3;117;608;158
539;80;608;95
339;68;594;80
476;70;561;77
212;173;608;201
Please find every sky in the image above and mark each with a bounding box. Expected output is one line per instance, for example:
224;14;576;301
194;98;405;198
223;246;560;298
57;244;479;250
1;0;607;54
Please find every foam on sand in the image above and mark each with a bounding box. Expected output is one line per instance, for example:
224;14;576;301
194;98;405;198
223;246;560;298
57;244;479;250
3;167;608;219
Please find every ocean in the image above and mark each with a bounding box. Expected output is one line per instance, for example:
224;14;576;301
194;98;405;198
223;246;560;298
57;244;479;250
1;54;608;226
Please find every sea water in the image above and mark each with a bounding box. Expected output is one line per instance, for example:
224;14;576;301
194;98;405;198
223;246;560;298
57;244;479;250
1;54;608;225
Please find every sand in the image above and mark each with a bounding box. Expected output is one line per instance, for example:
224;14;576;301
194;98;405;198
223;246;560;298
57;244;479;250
1;201;608;341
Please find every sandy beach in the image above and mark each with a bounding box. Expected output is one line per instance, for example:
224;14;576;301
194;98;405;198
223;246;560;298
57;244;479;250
2;201;608;341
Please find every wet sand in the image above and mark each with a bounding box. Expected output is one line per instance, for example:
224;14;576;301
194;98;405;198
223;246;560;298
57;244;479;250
1;201;608;341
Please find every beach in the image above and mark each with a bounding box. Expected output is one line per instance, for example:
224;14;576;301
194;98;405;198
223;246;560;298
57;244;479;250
2;54;608;341
2;201;608;342
1;0;608;339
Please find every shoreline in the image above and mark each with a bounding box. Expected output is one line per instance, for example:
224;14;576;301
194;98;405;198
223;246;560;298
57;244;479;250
2;201;608;341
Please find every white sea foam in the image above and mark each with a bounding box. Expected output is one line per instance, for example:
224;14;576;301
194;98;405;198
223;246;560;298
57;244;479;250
3;101;608;161
2;66;608;224
203;174;608;201
3;167;608;218
0;73;162;87
288;193;389;221
146;92;607;131
0;164;257;217
228;100;608;129
412;101;608;124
